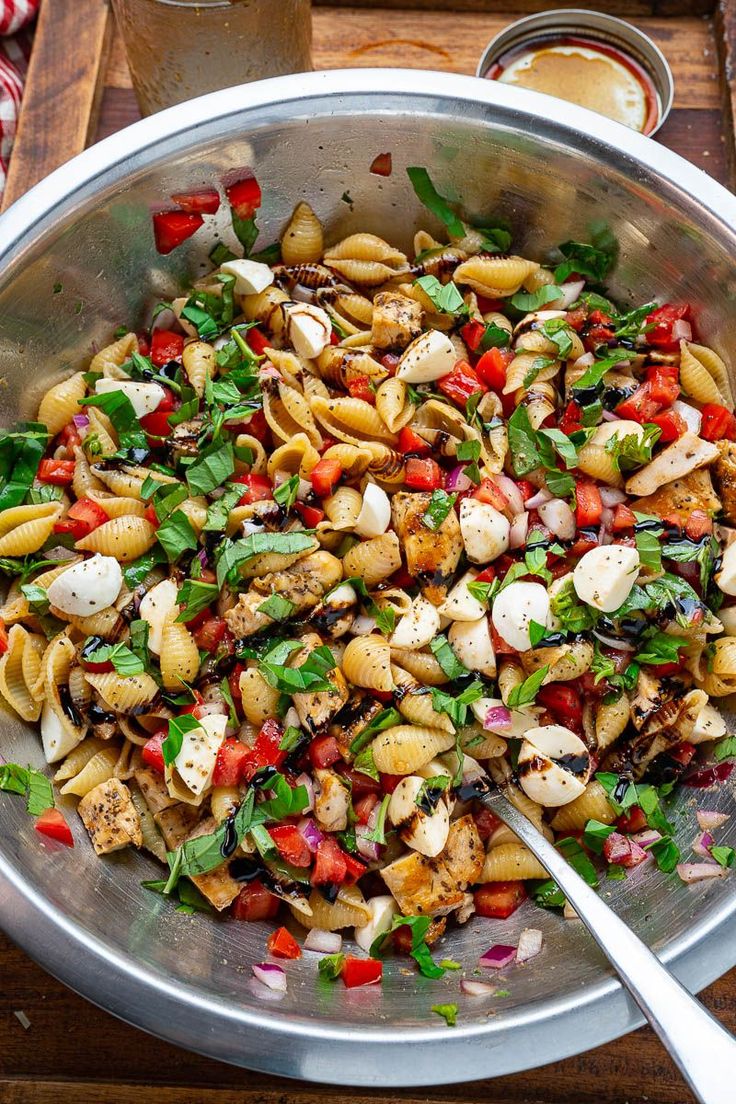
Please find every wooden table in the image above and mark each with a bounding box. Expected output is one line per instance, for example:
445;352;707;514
2;2;736;1101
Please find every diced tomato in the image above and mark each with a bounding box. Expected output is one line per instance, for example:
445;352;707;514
405;457;443;491
397;427;430;456
460;319;487;353
293;501;325;528
474;881;526;919
615;382;660;424
0;618;7;656
170;188;221;215
268;824;312;868
646;303;691;352
343;853;368;884
233;472;273;505
342;955;382;988
685;510;712;541
668;742;696;767
228;662;245;706
240;718;286;782
369;152;393;177
38;458;75;485
141;731;167;774
144;503;159;528
559;401;583;435
354;793;379;824
612;503;636;531
617;805;647;834
476;295;503;313
339;766;382;798
565;307;587;331
212;738;250;786
311;836;348;886
473;806;502;841
140;410;174;439
308;734;341;769
646;365;680;407
35;808;73;847
380;773;404;795
475;346;511;392
649;410;686;443
56;497;109;540
243;328;270;359
380;352;401;375
472;478;508;511
310;458;342;498
225;175;262;220
232;880;279;921
153;210;204;255
346;375;375;404
568;534;599;559
437;360;486;407
700;403;736;442
536;684;583;734
267;925;302;959
150;329;184;366
193;616;228;653
475;565;496;583
584;323;615;349
52;518;87;541
648;661;682;677
603;832;648;868
58;422;82;450
588;309;614;326
575;481;603;528
490;623;516;655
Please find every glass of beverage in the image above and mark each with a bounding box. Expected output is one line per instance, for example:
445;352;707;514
111;0;313;116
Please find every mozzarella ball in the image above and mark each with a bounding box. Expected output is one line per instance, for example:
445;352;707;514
471;696;543;738
388;775;450;857
354;895;397;954
220;258;274;296
390;596;440;650
46;554;123;618
170;713;227;797
284;303;332;359
518;724;590;807
573;544;640;613
354;483;391;539
459;498;510;564
438;570;487;622
396;330;456;384
41;700;83;764
491;580;550;652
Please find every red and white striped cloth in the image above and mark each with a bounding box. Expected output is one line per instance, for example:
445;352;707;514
0;0;39;201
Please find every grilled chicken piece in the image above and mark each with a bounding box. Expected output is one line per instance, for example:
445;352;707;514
77;778;143;855
371;290;423;351
182;816;242;911
154;802;200;849
625;432;719;498
631;468;721;526
380;815;484;916
713;442;736;524
329;692;385;760
292;631;349;734
224;550;343;638
391;491;463;604
313;768;351;832
167;417;204;461
134;767;177;814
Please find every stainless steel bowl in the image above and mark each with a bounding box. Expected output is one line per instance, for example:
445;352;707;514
1;69;735;1087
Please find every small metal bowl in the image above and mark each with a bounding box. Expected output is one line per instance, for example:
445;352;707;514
477;9;674;135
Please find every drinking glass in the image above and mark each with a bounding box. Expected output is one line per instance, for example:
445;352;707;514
111;0;313;116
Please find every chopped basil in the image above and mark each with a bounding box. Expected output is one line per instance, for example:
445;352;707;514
430;680;484;727
375;605;396;636
540;317;574;359
571;349;632;394
364;794;391;844
710;845;735;868
554;235;616;284
557;835;599;887
528;619;548;648
507;405;542;476
714;736;736;762
162;713;201;767
662;534;718;591
149;482;188;523
476;322;511;350
431;1004;458;1027
549;575;598;634
370;913;445;979
537;427;581;470
606;424;661;473
414;275;467;316
81;639;145;677
467;578;499;606
156;509;199;563
142;877;214;914
0;555;63;581
256;773;310;821
0;763;54;815
273;474;299;509
176;579;218;622
646;835;681;873
634;628;687;665
422;489;457;531
0;423;49;512
429;634;470;680
259;640;337;695
353;745;379;781
507;665;549;708
122;546;168;589
318;953;346;980
633;517;662;574
613;301;657;341
203;484;243;532
215;532;315;588
165;788;256;889
257;593;296;622
582;818;616;854
349;706;401;755
406;167;465;238
186;439;235;496
477;224;512;252
278;725;303;753
522;354;556;388
510;285;563;312
28;483;63;505
607;864;627;881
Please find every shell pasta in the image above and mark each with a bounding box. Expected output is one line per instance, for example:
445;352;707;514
1;168;735;995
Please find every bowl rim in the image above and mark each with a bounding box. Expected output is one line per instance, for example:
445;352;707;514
1;67;736;1086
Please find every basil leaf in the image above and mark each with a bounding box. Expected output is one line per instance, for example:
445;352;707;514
79;391;138;433
507;665;549;708
370;913;445;979
549;575;598;634
406;167;465;238
544;467;576;500
318;953;345;980
257;593;295;621
431;1004;458;1026
142;877;214;914
122;546;168;589
0;763;55;815
273;474;298;509
477;322;511;350
203;484;243;533
606;424;661;473
430;681;484;727
156;509;199;563
646;835;681;873
414;276;467;316
522;354;556;388
538;427;580;469
215;532;315;588
466;579;499;606
557;836;599;887
541;317;574;358
635;629;687;665
162;713;201;767
353;746;379;781
422;489;457;531
375;605;396;636
81;640;145;677
429;634;469;680
507;405;542;476
714;736;736;762
176;579;218;622
554;236;616;284
186;439;235;496
476;225;512;253
0;423;50;511
572;349;632;394
363;793;391;844
582;818;616;854
710;845;736;868
259;641;337;695
510;285;563;312
633;521;662;574
152;483;188;523
165;788;256;888
349;706;401;755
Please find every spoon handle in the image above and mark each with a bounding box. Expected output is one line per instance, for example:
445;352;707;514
483;790;736;1104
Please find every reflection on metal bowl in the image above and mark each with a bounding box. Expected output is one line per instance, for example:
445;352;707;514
0;69;735;1088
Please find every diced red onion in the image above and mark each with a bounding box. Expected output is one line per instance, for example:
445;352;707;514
601;409;620;422
631;829;662;849
599;486;627;507
297;815;322;851
516;928;543;963
558;280;585;309
460;978;495;997
592;630;634;652
304;929;342;954
445;464;472;493
602;832;648;868
259;364;280;381
151;306;178;331
524;488;553;510
355;824;381;861
697;810;730;831
295;773;315;814
494;474;524;517
672;398;701;435
292;283;317;304
600;507;614;532
247;978;286;1002
351;614;378;636
197;548;209;570
484;705;512;731
671;318;692;342
538;498;575;541
297;478;312;502
72;413;90;431
508;511;529;549
479;944;517;970
572;351;595;370
252;962;287;991
691;831;717;860
676;862;728;884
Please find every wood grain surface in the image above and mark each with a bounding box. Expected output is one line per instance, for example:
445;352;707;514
2;3;736;1102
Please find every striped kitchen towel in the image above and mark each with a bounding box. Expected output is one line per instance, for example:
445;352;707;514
0;0;39;201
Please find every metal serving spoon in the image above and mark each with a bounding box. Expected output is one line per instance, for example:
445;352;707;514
475;777;736;1104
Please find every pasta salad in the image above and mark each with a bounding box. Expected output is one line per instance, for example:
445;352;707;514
1;167;735;1003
